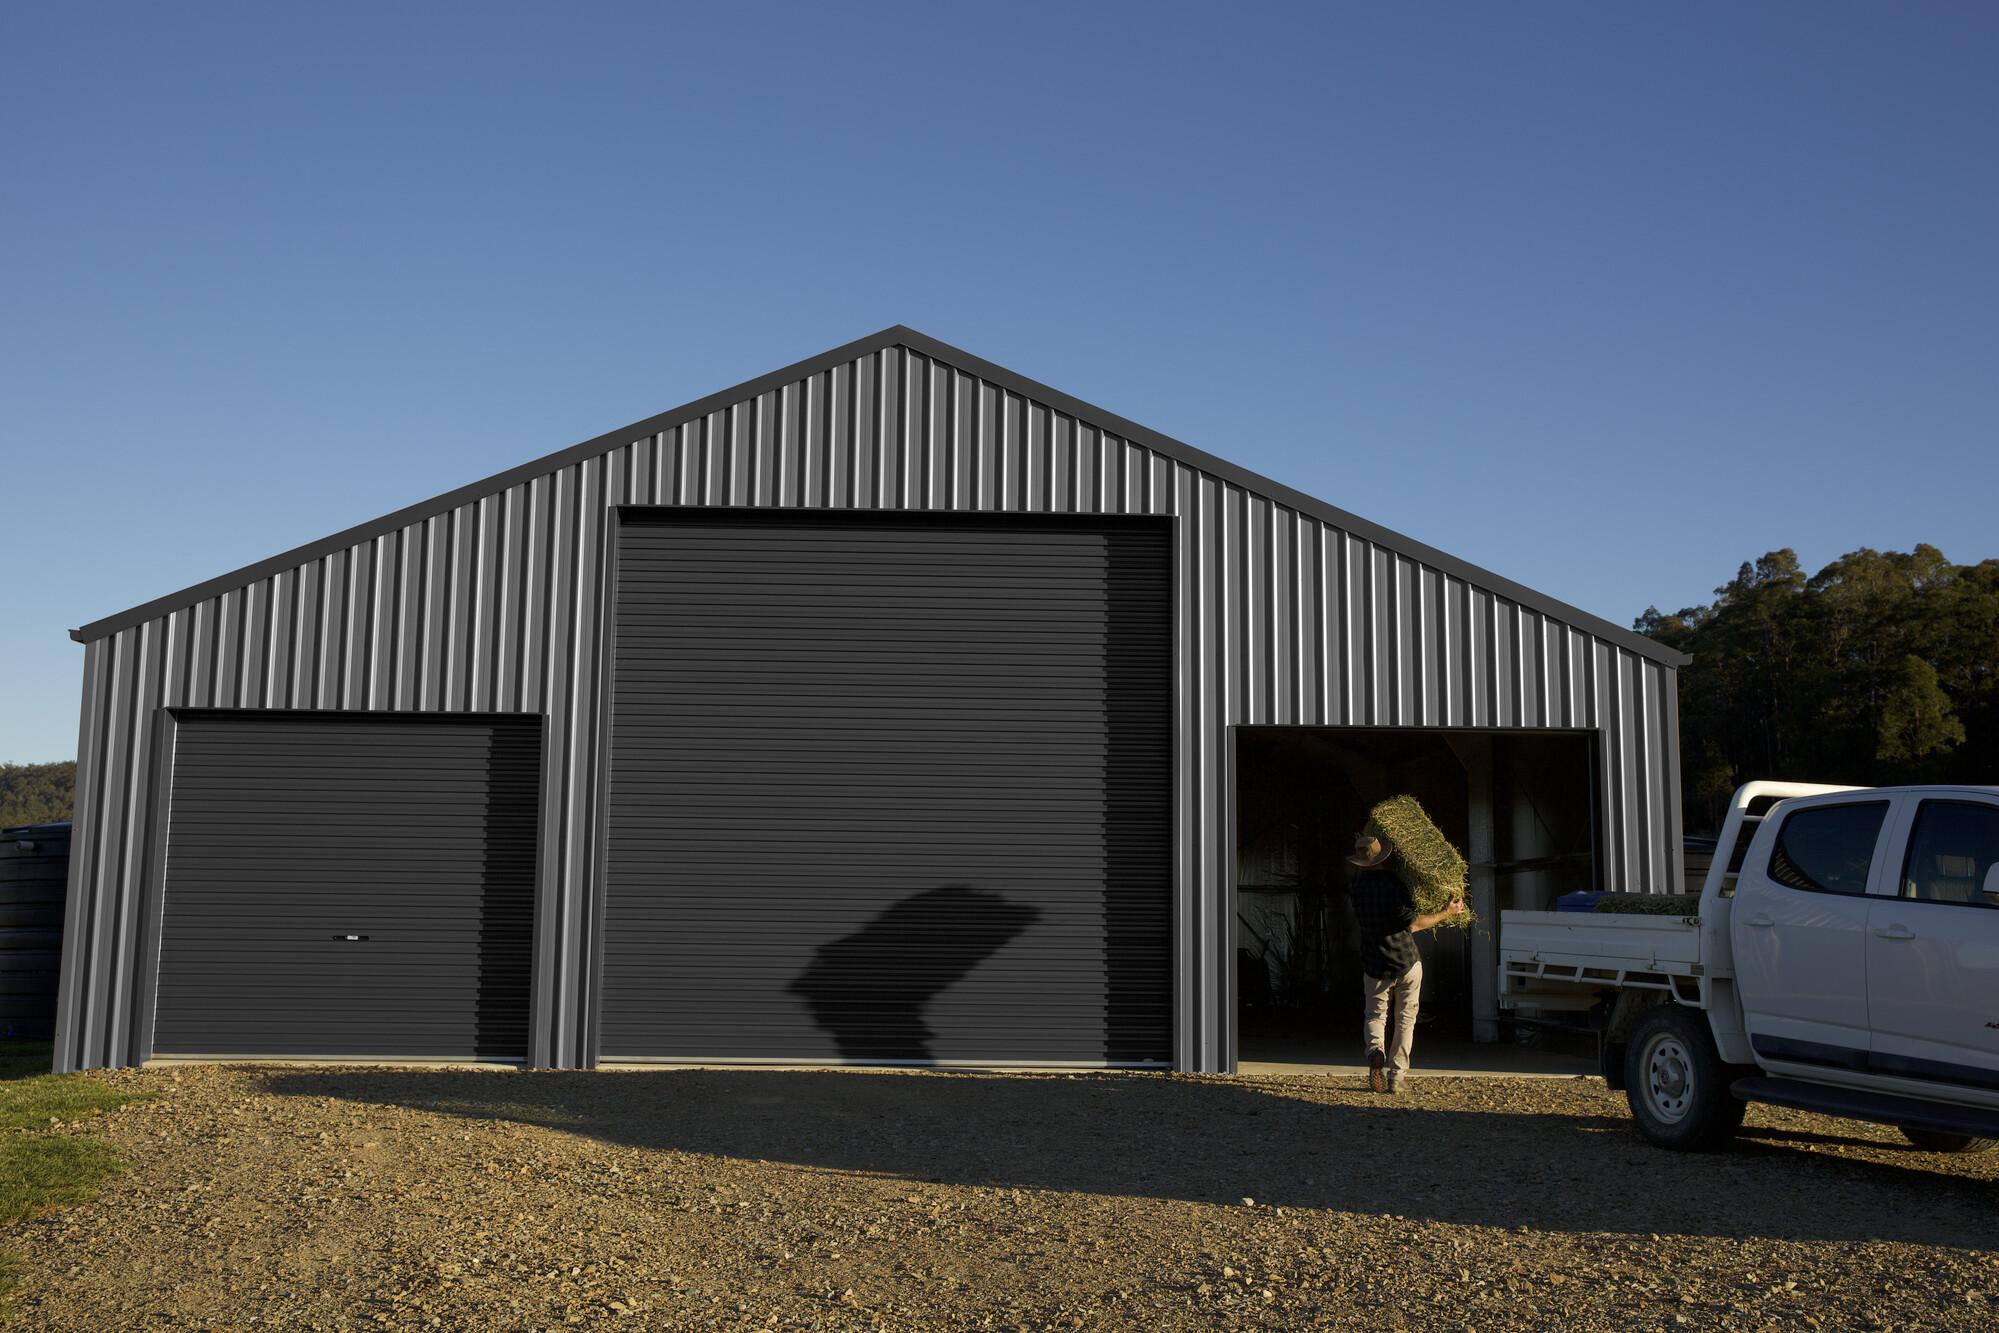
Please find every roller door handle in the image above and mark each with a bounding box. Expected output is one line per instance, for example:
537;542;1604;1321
331;934;372;942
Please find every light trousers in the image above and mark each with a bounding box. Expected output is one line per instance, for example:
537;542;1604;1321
1362;958;1422;1076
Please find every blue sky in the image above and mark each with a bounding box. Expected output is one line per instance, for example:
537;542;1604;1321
3;3;1994;762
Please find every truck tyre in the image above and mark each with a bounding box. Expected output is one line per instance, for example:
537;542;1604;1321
1898;1127;1995;1154
1623;1006;1746;1150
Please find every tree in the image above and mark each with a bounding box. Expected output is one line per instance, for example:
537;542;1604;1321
0;761;76;827
1638;546;1996;833
1874;655;1964;774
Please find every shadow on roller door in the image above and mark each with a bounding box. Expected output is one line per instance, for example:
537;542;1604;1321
149;711;540;1060
600;510;1175;1065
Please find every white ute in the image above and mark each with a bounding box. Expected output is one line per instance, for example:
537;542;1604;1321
1500;781;1999;1151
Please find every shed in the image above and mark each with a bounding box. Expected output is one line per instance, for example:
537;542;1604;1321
53;327;1686;1073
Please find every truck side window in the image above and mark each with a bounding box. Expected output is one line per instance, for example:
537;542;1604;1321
1767;801;1888;895
1900;801;1999;907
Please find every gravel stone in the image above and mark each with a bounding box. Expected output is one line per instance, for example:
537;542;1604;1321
4;1065;1995;1329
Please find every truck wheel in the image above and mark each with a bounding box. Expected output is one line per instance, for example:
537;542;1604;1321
1899;1127;1995;1154
1623;1006;1746;1150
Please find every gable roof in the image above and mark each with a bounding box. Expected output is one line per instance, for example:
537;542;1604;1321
71;325;1686;666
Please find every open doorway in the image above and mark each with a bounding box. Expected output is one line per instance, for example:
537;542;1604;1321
1232;727;1598;1067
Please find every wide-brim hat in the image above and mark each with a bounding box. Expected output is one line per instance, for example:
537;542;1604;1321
1345;832;1392;868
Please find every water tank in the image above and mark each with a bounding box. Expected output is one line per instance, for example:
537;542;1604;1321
1;821;69;1041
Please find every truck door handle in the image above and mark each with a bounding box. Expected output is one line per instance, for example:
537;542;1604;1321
1743;913;1775;928
1872;925;1915;942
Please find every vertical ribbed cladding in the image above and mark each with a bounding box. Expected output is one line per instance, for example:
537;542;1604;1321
54;337;1683;1074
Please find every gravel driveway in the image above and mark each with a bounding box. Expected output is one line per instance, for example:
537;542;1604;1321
5;1064;1995;1330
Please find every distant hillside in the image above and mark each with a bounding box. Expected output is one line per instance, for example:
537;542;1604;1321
0;761;75;827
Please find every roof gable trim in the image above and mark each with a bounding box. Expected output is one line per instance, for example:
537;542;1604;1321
71;325;1685;666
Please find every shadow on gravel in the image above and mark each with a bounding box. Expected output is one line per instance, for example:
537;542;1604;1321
261;1069;1997;1250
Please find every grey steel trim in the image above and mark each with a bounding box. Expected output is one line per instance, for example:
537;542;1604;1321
1223;723;1239;1073
1590;733;1607;893
582;509;626;1069
50;641;105;1073
129;705;178;1065
1169;491;1187;1072
159;703;549;722
527;703;557;1069
1663;669;1687;895
145;1055;530;1067
68;326;1684;667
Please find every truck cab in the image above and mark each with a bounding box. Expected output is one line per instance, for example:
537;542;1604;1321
1732;786;1999;1106
1499;781;1999;1150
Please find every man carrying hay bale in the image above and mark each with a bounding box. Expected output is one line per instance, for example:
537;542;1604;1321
1346;812;1466;1094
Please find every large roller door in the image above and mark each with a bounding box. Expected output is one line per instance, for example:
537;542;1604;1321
602;511;1173;1063
152;713;539;1058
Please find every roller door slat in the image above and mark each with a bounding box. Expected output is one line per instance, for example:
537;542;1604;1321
153;713;539;1059
603;513;1171;1063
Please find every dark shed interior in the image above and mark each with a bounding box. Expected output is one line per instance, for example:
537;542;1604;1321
1233;727;1598;1064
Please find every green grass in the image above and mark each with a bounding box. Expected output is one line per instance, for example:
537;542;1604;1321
0;1135;123;1224
0;1073;139;1132
0;1041;145;1312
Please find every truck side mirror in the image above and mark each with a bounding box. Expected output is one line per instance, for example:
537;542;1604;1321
1985;864;1999;906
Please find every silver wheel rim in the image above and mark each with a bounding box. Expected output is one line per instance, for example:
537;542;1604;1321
1642;1032;1694;1124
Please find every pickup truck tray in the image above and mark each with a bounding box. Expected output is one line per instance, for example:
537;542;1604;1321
1501;909;1701;963
1499;909;1705;1005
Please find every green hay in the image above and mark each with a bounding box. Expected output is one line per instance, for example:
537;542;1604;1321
1365;794;1473;928
1593;892;1702;917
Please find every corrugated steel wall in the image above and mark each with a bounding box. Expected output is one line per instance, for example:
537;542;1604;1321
55;335;1684;1073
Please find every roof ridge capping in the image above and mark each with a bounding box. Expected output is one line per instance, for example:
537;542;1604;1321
70;325;1686;667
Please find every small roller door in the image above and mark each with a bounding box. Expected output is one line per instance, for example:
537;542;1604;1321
602;511;1173;1063
152;713;539;1059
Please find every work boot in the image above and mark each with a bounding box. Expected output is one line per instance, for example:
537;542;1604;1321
1368;1049;1387;1094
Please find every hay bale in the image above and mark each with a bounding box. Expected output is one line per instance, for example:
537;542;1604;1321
1365;794;1472;928
1592;892;1702;917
